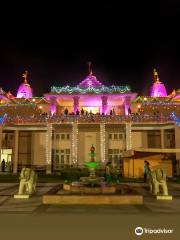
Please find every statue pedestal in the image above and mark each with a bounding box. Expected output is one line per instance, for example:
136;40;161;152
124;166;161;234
14;194;30;199
156;195;173;200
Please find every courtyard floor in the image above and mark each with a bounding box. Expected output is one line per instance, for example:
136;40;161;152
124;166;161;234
0;182;180;239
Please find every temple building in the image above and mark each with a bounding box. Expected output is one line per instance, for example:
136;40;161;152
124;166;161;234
0;67;180;178
45;64;137;116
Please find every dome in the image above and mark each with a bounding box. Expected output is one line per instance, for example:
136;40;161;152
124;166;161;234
150;69;167;97
78;74;102;88
16;71;33;98
17;83;33;98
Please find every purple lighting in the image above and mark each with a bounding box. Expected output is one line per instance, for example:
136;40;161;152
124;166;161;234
150;82;167;97
17;83;33;98
150;69;167;97
16;71;33;98
78;74;102;88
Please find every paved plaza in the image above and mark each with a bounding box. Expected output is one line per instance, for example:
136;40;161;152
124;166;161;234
0;182;180;239
0;182;180;215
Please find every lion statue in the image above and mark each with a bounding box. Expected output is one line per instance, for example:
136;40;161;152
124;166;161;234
18;168;37;195
149;168;168;196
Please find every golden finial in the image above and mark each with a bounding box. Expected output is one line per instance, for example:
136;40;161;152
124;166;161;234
22;70;28;84
153;68;160;83
87;61;93;75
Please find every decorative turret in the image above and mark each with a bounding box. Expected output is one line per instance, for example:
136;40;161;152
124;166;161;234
17;71;33;98
78;62;102;88
150;68;167;97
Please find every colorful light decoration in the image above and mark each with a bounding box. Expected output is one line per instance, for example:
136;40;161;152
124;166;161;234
78;74;102;88
0;114;7;126
171;112;180;127
126;123;132;150
51;85;131;94
46;124;52;165
100;123;106;163
71;123;78;165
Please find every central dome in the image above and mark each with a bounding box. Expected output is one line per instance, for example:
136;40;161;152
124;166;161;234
78;74;102;88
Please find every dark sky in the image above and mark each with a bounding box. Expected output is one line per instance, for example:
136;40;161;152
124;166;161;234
0;1;180;96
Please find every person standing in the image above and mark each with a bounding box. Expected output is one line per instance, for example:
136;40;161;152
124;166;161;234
144;160;149;183
1;159;6;172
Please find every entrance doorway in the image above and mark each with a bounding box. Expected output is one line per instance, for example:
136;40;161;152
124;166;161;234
83;107;100;114
0;149;12;172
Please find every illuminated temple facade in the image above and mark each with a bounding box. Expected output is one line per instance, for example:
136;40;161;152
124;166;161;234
0;68;180;177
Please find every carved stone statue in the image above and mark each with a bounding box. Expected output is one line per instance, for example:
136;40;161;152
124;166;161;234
149;168;168;196
18;168;37;195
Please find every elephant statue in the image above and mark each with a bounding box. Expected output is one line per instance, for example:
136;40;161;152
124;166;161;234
149;168;168;196
18;168;37;195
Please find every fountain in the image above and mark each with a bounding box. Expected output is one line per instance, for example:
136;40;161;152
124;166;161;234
80;144;104;186
42;145;143;205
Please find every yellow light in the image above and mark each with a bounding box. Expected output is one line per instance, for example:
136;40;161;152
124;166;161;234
39;105;42;109
144;97;147;101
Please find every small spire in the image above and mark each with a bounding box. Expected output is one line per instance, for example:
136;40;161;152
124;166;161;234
87;61;93;75
22;70;28;84
153;68;160;83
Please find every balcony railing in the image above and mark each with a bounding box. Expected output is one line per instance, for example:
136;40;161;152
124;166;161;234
3;114;175;126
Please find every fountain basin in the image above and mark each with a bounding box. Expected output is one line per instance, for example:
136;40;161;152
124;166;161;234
42;184;143;205
43;194;143;205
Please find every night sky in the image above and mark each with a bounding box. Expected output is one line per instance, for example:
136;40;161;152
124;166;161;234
0;1;180;97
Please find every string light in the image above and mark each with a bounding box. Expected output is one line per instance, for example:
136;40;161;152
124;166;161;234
72;123;78;165
46;124;52;165
100;123;106;163
126;122;132;150
51;85;131;94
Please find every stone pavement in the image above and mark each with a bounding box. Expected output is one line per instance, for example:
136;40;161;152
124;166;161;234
0;182;180;215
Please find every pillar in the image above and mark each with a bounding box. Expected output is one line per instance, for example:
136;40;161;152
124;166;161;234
73;96;80;114
175;125;180;175
100;123;106;163
124;96;131;116
50;97;57;115
46;124;52;174
0;127;2;161
126;123;132;150
161;129;165;148
13;130;19;174
101;96;108;114
72;123;78;166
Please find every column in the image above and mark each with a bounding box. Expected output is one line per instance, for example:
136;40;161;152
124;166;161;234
161;129;165;148
100;123;106;163
0;127;2;161
126;123;132;150
71;123;78;166
46;124;52;174
13;130;19;174
50;97;57;115
73;96;80;114
124;96;131;116
175;125;180;176
101;96;108;114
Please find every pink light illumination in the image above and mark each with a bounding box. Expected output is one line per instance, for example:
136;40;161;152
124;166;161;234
78;74;102;88
150;69;168;97
16;71;33;98
150;82;167;97
17;83;33;98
